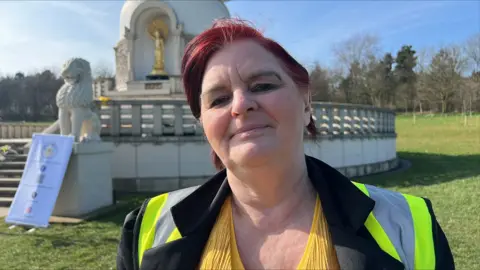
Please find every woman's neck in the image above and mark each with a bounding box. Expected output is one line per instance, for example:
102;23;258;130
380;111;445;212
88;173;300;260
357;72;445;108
226;156;316;230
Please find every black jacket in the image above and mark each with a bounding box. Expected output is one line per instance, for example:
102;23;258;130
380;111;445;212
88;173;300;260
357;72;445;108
117;156;454;270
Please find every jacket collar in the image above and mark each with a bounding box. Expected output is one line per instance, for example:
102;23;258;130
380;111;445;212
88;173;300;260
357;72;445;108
172;155;374;235
140;155;404;270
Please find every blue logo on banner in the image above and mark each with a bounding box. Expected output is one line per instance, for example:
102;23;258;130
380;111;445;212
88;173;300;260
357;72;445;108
42;144;58;159
5;134;74;228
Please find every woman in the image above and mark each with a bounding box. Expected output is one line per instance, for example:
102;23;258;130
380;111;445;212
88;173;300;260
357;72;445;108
117;19;454;270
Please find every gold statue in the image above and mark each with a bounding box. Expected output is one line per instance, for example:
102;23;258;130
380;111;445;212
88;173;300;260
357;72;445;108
147;19;169;78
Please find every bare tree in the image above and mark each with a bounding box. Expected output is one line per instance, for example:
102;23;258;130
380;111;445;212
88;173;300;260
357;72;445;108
92;60;114;80
463;34;480;114
464;33;480;72
326;67;345;103
365;53;395;108
425;45;468;113
333;33;381;74
332;33;387;106
414;48;432;113
415;47;436;73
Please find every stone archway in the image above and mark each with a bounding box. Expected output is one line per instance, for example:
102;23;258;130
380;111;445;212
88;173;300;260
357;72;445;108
129;1;178;35
129;2;182;80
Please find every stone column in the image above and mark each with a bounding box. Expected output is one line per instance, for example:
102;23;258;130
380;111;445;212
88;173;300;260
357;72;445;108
122;26;136;82
127;40;134;82
172;24;184;76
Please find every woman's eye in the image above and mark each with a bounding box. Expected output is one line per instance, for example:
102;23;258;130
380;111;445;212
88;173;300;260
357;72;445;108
250;83;277;92
210;96;230;108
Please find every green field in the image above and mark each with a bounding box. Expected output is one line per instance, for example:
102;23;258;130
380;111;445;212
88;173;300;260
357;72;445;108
0;115;479;269
361;114;480;270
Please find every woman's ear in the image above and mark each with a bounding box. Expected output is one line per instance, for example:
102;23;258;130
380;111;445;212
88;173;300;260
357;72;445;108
303;90;312;126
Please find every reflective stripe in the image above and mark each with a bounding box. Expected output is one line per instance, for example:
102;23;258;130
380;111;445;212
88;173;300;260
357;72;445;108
138;186;199;267
166;227;182;243
353;182;402;262
353;181;369;195
366;184;415;270
353;182;436;270
138;193;169;266
139;182;436;270
403;193;435;270
365;213;402;262
153;186;198;247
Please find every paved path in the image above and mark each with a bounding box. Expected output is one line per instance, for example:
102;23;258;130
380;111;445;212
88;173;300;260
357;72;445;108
0;207;8;218
0;207;84;224
356;159;412;180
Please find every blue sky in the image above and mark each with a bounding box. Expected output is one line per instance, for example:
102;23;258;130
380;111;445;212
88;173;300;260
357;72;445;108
0;0;478;76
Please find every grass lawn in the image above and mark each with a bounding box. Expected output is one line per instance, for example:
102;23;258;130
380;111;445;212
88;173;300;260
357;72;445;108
0;114;479;269
0;195;148;270
360;114;480;270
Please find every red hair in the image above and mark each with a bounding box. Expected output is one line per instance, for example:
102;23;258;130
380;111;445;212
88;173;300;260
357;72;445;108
181;18;318;170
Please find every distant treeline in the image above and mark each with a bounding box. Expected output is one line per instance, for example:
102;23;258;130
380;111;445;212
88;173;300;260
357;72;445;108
0;62;114;122
0;33;479;121
309;33;480;114
0;71;62;122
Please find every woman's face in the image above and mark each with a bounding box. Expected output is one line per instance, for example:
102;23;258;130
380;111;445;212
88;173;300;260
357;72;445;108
200;40;310;168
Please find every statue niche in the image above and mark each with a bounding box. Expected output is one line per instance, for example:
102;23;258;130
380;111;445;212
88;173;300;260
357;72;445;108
146;19;169;81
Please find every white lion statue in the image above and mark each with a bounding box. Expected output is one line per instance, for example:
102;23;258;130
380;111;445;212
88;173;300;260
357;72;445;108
56;58;102;142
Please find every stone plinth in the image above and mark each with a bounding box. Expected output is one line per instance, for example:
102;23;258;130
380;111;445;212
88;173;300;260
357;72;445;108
107;80;172;99
52;142;114;217
129;80;171;92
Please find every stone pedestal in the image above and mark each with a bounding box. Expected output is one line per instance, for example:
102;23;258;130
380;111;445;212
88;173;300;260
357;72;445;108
52;141;115;217
128;80;171;92
106;79;174;99
146;74;169;81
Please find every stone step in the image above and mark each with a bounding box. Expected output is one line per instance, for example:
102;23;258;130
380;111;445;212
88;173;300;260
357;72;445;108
0;169;23;177
0;139;31;155
0;161;26;170
0;187;17;197
0;151;28;159
0;178;21;188
11;154;28;162
0;139;31;146
0;197;13;207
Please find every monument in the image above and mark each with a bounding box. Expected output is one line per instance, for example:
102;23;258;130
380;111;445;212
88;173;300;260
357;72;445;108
100;0;231;100
0;0;397;204
56;58;102;143
52;58;114;217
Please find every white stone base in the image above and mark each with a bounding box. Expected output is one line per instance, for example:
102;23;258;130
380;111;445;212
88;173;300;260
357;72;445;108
106;135;397;193
106;80;171;98
52;141;115;217
107;76;185;99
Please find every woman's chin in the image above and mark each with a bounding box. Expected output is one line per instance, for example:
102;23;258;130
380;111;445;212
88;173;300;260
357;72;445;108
229;141;278;166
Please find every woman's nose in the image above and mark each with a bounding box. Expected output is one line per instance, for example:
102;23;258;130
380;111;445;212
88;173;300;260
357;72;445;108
230;90;258;117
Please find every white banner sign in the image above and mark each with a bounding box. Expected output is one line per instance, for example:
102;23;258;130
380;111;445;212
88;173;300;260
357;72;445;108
5;134;74;228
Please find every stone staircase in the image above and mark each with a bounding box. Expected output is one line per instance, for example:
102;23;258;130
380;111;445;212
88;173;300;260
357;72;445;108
0;139;30;207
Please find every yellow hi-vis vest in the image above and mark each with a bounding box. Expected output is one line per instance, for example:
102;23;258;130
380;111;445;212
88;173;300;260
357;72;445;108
137;183;436;270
